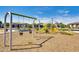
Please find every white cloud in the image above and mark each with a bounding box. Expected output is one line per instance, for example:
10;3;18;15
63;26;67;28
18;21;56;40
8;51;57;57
54;16;79;24
58;9;70;14
58;9;70;17
31;15;79;24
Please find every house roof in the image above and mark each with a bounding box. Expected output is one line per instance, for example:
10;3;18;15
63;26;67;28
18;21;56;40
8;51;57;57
68;22;79;25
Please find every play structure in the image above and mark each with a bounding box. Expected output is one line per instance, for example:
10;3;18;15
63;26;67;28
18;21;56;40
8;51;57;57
4;12;74;50
35;19;59;33
4;12;53;50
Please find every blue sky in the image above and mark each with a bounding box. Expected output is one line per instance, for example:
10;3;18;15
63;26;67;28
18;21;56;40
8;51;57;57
0;6;79;24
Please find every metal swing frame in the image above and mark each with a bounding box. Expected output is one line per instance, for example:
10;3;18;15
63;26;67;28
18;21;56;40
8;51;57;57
4;12;37;50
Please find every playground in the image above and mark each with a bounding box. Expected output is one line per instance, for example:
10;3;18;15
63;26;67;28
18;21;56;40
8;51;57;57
0;12;79;52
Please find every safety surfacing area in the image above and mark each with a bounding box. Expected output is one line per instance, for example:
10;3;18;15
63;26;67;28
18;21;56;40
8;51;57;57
0;32;79;52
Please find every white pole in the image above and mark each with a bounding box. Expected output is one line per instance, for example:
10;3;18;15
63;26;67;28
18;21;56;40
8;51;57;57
51;18;53;28
32;20;35;38
9;12;12;50
39;19;41;39
4;13;7;47
39;19;40;31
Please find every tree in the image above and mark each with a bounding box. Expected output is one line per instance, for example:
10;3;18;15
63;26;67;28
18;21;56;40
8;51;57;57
0;21;2;24
0;21;2;28
59;23;66;28
6;23;9;28
28;24;32;28
47;23;51;28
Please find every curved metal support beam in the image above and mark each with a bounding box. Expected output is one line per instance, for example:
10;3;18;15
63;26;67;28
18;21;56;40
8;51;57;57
4;12;12;50
4;12;37;50
4;12;8;47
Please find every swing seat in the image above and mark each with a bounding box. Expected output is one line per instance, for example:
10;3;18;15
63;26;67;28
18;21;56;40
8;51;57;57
29;29;32;34
19;32;23;35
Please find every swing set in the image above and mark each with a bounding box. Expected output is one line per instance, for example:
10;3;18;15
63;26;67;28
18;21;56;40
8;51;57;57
4;12;53;50
4;12;38;50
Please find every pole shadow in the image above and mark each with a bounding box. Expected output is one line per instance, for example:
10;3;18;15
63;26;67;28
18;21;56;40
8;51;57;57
5;36;54;50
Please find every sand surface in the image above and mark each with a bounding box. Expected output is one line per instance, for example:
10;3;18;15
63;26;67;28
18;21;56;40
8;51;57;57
0;31;79;52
